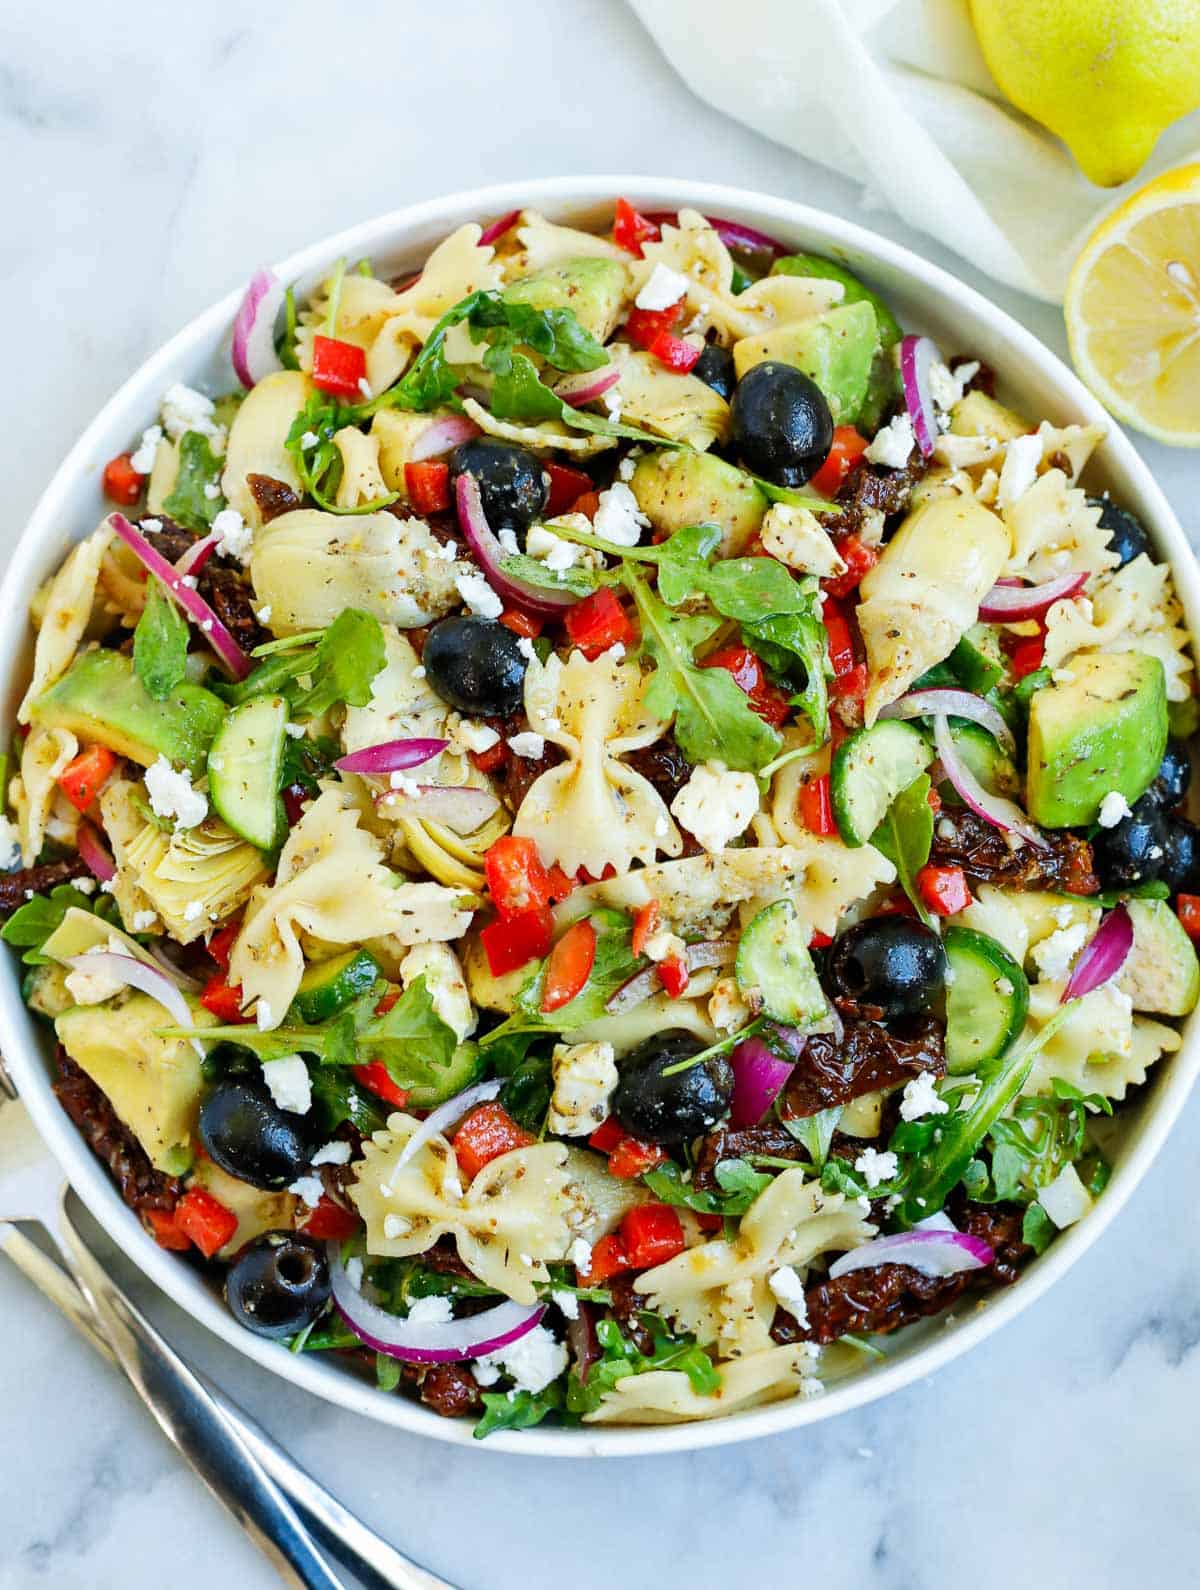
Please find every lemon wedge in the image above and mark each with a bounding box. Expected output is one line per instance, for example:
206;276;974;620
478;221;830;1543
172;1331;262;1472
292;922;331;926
1065;164;1200;446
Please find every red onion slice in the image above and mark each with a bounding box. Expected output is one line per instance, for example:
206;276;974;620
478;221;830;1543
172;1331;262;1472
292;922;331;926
231;268;286;389
643;211;787;258
478;209;522;247
730;1036;797;1129
329;1244;544;1364
978;570;1090;622
76;822;116;884
553;364;621;408
375;784;501;834
409;414;480;462
604;939;737;1015
932;714;1049;850
454;473;578;615
899;334;941;459
65;951;203;1057
144;941;205;992
108;514;251;680
174;530;221;580
390;1078;503;1177
829;1227;994;1280
1063;903;1133;1003
881;688;1016;756
335;739;447;775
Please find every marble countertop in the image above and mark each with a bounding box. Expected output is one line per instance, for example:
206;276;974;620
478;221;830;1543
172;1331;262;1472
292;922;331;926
2;2;1198;1586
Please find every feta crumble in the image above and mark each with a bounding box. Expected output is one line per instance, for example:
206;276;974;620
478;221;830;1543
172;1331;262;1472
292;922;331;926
262;1054;312;1115
455;571;503;620
900;1072;949;1122
568;1237;593;1273
1032;922;1089;982
546;1040;619;1137
592;482;649;547
670;761;759;854
212;507;252;564
853;1147;899;1189
288;1174;324;1208
864;413;915;469
768;1266;809;1326
454;719;500;754
551;1289;580;1320
62;937;135;1005
526;523;581;572
635;262;691;312
310;1140;352;1167
508;731;546;759
1098;790;1132;829
129;424;163;475
144;756;208;828
996;432;1043;510
476;1324;568;1394
256;604;273;625
497;526;521;556
161;382;222;442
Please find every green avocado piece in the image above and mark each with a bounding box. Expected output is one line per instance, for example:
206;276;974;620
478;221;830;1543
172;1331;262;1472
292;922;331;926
502;257;628;344
773;254;902;429
30;650;226;775
1026;652;1167;828
1118;898;1200;1017
55;993;215;1173
733;301;880;425
630;448;768;554
950;624;1008;696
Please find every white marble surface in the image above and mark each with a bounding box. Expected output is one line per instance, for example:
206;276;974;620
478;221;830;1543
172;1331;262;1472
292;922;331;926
2;3;1199;1586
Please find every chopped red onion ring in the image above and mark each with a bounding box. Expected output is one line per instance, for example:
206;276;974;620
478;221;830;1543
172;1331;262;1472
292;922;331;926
409;414;480;462
335;739;447;776
76;822;115;884
932;714;1048;850
1063;903;1133;1003
881;688;1016;756
899;334;941;459
174;530;221;580
553;364;621;408
375;784;501;834
605;939;737;1015
478;209;522;247
978;570;1090;622
64;952;203;1057
829;1227;994;1280
454;472;578;615
108;514;251;681
730;1035;797;1129
329;1243;543;1364
390;1078;503;1176
231;268;286;389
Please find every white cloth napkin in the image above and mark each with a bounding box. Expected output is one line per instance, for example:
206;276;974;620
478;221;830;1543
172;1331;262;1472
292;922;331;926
630;0;1200;301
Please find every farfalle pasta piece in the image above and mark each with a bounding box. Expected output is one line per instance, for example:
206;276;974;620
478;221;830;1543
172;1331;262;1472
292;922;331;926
504;210;630;276
332;427;390;509
1003;470;1119;583
221;370;310;527
513;650;681;877
341;625;451;769
1042;554;1193;701
230;787;471;1026
611;350;730;451
583;1343;822;1425
349;1113;575;1303
1019;978;1180;1101
857;495;1010;723
19;523;113;722
10;725;77;865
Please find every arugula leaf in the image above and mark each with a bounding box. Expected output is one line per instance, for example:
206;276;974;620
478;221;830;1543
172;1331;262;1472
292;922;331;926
972;1078;1111;1207
486;909;643;1041
1020;1202;1056;1255
161;1013;358;1066
355;975;460;1092
288;609;387;720
279;732;339;799
284;392;399;515
367;1255;500;1310
781;1106;842;1169
467;295;608;372
474;1382;565;1440
133;581;190;702
870;773;934;925
162;430;225;532
497;553;602;599
566;1314;719;1418
642;1159;768;1218
488;1029;556;1133
743;601;830;746
309;1066;385;1136
713;1158;773;1203
1;884;118;964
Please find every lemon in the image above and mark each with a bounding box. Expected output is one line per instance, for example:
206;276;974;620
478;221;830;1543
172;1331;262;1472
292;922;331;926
969;0;1200;188
1065;164;1200;445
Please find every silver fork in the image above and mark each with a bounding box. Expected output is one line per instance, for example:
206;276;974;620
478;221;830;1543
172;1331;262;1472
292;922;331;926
0;1076;451;1590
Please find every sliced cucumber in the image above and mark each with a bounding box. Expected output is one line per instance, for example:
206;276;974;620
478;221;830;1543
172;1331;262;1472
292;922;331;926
943;926;1028;1075
292;949;381;1024
207;694;287;850
941;721;1019;801
735;899;828;1027
405;1041;485;1110
949;624;1007;696
1118;898;1200;1017
831;720;933;847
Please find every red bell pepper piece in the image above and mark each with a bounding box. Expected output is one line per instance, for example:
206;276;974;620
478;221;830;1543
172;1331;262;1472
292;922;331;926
485;834;553;918
373;987;401;1016
822;532;879;599
620;1203;685;1269
577;1232;631;1284
310;334;367;399
631;900;660;959
145;1207;191;1251
57;744;118;812
699;645;792;727
588;1118;625;1153
544;461;594;517
175;1187;238;1260
199;973;251;1023
569;490;601;521
657;953;690;999
625;302;685;350
353;1060;409;1111
809;930;833;949
453;1102;534;1181
916;863;972;916
830;662;868;703
207;919;241;973
302;1194;362;1241
822;596;856;678
798;773;837;837
480;906;555;976
809;426;869;498
498;607;543;639
1007;633;1046;680
541;918;597;1013
648;331;702;374
613;197;661;257
404;460;451;514
564;587;634;660
102;451;145;506
469;741;508;774
607;1136;668;1179
1176;894;1200;940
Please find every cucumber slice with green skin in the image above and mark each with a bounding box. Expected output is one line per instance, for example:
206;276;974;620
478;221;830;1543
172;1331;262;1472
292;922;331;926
831;720;933;847
207;694;287;850
291;950;381;1024
943;926;1028;1075
949;624;1008;696
735;899;828;1027
941;721;1020;801
404;1041;485;1110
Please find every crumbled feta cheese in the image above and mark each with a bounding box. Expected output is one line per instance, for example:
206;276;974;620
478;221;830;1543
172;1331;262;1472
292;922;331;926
546;1040;619;1136
928;360;979;416
437;539;459;562
516;636;537;662
497;526;520;556
526;523;581;571
1032;922;1089;982
383;1214;414;1239
768;1266;809;1326
310;1140;352;1167
256;999;274;1030
212;507;252;564
300;430;320;449
288;1174;324;1208
406;1294;454;1328
568;1237;593;1273
344;1257;364;1292
864;413;915;469
604;642;626;663
644;930;687;964
508;731;546;759
256;605;273;625
386;771;420;798
853;1147;899;1189
455;571;503;619
183;900;204;923
617;450;641;482
161;382;222;442
144;756;208;828
708;975;750;1034
476;1324;568;1394
262;1054;312;1114
635;262;692;312
551;1289;580;1320
62;937;135;1005
284;722;305;741
936;816;956;841
670;761;759;854
129;424;163;475
603;387;623;421
472;1359;502;1387
203;481;222;501
592;482;649;547
1098;790;1133;829
74;877;97;896
1039;1163;1093;1229
798;1375;825;1400
900;1072;949;1122
0;815;20;870
996;433;1043;510
179;575;197;589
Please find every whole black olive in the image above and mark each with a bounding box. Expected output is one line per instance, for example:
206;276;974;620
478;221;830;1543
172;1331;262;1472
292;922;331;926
449;438;548;539
612;1030;733;1145
422;615;527;716
199;1081;315;1191
225;1232;330;1340
692;344;736;402
1160;818;1200;895
1093;793;1168;889
1146;739;1192;809
1090;496;1150;568
826;918;948;1019
730;361;834;487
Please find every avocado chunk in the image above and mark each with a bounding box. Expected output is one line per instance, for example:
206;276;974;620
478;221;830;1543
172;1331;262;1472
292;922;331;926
630;448;768;555
950;623;1008;696
732;301;880;425
30;650;226;775
55;994;215;1173
773;254;902;431
502;257;628;344
1026;652;1167;828
1118;898;1200;1017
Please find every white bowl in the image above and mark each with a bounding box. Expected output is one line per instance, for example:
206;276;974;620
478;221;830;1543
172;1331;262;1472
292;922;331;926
4;176;1197;1458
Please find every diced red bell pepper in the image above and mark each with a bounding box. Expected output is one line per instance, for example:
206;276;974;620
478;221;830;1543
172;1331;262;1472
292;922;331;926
102;451;145;506
631;900;661;959
374;987;401;1016
544;461;595;518
613;197;661;257
625;302;685;351
822;596;856;678
648;331;702;374
588;1117;625;1154
1007;633;1046;680
830;662;868;703
469;741;508;774
877;892;919;919
199;973;251;1023
145;1208;191;1251
207;919;241;973
607;1136;668;1179
544;865;576;903
311;334;367;399
577;1232;631;1284
541;918;597;1013
799;773;837;837
453;1102;534;1181
569;489;601;521
58;744;118;812
485;834;553;918
657;953;690;999
480;906;555;976
404;460;451;514
916;863;972;916
175;1187;239;1259
302;1194;362;1241
699;645;792;727
620;1203;685;1269
927;786;942;813
353;1060;409;1111
498;606;543;639
564;587;635;660
809;929;833;949
822;532;879;599
809;426;869;498
1177;894;1200;940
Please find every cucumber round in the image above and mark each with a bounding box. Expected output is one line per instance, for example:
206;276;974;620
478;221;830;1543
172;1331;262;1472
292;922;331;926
943;926;1029;1075
831;720;932;847
292;949;381;1024
941;721;1019;801
207;694;287;850
734;899;828;1027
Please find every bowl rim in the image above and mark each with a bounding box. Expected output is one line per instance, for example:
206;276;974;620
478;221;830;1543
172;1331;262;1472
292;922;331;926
4;173;1197;1458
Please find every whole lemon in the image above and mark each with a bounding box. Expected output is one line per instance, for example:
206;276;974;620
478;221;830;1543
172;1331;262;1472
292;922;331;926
969;0;1200;186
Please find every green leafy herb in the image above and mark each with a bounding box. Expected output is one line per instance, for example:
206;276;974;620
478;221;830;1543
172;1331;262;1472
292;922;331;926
288;608;387;720
642;1159;768;1218
743;602;830;746
474;1383;565;1440
971;1077;1112;1207
484;909;643;1043
870;772;934;924
162;430;225;532
284;391;399;514
133;581;190;702
566;1314;720;1418
497;553;602;599
277;285;300;370
278;732;339;799
295;1316;361;1351
375;1353;402;1393
1020;1202;1056;1254
355;975;460;1093
1;884;118;964
366;1255;499;1311
308;1065;386;1136
488;1029;556;1134
713;1158;773;1203
781;1106;842;1169
160;1014;357;1066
